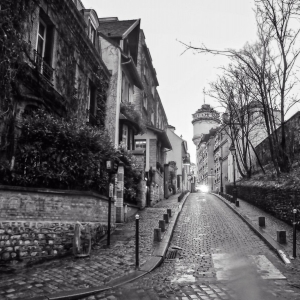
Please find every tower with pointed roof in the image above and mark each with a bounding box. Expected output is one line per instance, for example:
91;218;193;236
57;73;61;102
192;104;221;146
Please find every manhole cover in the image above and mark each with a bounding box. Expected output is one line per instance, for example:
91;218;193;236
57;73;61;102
165;248;178;260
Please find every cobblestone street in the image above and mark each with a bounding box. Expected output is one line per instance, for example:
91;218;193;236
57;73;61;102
0;194;182;300
82;192;300;300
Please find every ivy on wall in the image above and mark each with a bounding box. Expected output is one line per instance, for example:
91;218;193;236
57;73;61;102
0;110;117;192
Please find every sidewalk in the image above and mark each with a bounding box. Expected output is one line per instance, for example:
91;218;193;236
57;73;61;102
0;193;189;300
214;193;300;269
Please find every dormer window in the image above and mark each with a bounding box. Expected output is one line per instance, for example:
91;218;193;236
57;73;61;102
89;22;96;45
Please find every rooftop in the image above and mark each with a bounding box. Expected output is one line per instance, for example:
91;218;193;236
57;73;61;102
98;19;138;38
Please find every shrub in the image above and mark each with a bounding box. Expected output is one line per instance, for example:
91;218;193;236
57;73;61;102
0;110;118;193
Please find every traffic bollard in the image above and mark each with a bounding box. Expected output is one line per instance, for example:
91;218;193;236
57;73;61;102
154;228;162;242
163;213;169;224
136;214;139;269
258;216;265;227
167;208;172;217
277;230;286;244
159;220;166;232
293;209;297;258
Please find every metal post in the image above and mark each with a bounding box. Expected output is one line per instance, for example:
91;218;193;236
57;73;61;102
232;154;237;204
220;159;223;194
107;173;112;247
293;209;297;258
135;214;139;269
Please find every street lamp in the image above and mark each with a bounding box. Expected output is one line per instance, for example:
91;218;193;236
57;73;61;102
218;156;223;194
229;143;237;204
210;167;213;192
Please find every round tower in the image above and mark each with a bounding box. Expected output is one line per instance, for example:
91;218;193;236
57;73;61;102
192;104;220;146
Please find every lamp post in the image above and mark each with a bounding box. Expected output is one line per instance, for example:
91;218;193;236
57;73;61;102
106;159;119;247
229;143;237;204
210;167;213;192
219;156;223;194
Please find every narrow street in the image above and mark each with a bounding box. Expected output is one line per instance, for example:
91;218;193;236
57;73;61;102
82;193;300;300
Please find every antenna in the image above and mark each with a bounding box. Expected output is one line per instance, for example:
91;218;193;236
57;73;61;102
203;88;206;105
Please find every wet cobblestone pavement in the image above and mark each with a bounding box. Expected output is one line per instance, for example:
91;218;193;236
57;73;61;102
0;194;182;300
80;193;300;300
232;196;300;268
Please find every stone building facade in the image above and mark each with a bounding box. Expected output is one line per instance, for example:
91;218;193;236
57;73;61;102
0;0;113;264
133;30;171;206
166;125;190;193
193;104;220;186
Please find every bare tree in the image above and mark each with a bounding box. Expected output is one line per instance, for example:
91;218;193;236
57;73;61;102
209;67;266;178
180;0;300;174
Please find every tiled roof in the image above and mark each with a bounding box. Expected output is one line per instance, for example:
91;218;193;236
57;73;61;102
98;20;138;37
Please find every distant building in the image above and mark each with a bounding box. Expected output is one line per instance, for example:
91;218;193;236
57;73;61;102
196;128;217;190
98;18;144;148
192;104;221;185
166;125;190;193
192;104;221;146
133;29;172;206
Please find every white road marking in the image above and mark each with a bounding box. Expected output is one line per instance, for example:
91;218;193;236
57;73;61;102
248;255;286;280
212;254;286;281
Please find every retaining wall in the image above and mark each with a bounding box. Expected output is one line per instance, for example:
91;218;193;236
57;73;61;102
226;184;300;225
0;185;114;265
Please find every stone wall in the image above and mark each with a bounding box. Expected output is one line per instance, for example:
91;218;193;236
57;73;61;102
0;185;115;265
226;184;300;225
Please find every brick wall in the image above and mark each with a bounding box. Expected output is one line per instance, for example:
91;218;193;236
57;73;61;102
0;186;115;265
226;184;300;225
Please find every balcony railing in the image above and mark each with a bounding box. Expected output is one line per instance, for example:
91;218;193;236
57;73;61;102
34;50;54;82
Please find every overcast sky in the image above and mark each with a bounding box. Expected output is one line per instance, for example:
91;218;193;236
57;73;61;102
82;0;259;161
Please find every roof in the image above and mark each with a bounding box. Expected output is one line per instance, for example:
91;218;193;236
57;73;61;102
98;20;138;38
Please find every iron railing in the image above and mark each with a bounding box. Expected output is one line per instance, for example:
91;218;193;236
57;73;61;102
34;50;54;82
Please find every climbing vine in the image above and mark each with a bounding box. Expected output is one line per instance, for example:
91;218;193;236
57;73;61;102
0;0;110;168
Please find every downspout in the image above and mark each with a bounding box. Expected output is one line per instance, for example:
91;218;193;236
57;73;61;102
115;49;122;147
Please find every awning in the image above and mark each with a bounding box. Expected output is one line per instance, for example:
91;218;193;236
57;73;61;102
121;55;144;90
147;125;172;150
119;113;141;134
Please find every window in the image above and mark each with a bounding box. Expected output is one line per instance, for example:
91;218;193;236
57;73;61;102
35;15;54;81
122;125;128;149
152;86;155;97
87;80;97;125
37;20;46;57
89;21;96;45
143;93;147;109
128;83;132;103
135;140;146;154
151;110;154;125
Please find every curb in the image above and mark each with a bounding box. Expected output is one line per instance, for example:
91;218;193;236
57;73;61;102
212;193;291;265
26;193;190;300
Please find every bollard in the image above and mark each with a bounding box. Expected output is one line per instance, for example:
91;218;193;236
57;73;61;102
167;208;172;218
258;217;265;227
135;214;139;268
235;200;239;207
293;209;297;258
277;230;286;244
154;228;162;242
163;213;169;224
159;220;166;232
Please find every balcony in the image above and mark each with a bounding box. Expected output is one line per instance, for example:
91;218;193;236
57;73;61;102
34;50;54;83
